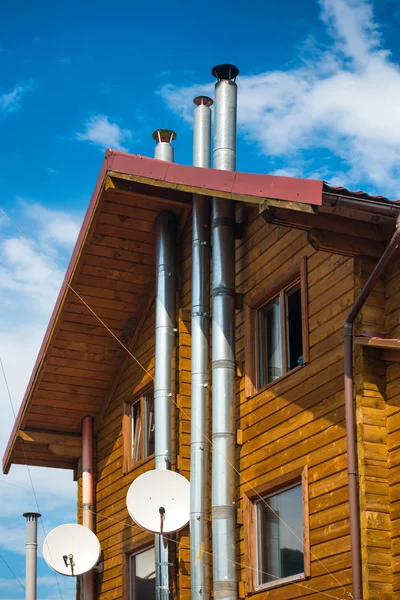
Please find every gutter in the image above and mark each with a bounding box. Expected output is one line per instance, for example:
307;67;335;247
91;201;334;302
344;213;400;600
323;192;400;219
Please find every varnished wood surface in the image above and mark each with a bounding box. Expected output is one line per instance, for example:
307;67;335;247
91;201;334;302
93;206;362;599
9;187;187;469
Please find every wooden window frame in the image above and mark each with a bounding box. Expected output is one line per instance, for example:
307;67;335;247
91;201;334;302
243;466;310;594
244;257;309;398
123;538;155;600
123;384;154;474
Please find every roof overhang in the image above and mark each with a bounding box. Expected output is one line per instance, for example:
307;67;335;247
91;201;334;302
1;149;331;474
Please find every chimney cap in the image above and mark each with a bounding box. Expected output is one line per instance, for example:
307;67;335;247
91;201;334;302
193;96;213;107
152;129;177;143
211;64;239;81
23;512;41;519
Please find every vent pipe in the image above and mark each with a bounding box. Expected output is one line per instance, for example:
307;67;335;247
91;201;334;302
82;416;94;600
211;63;239;600
23;512;41;600
152;129;176;162
153;130;177;600
190;96;213;600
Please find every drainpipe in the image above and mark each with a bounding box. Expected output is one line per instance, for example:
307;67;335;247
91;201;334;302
153;130;177;600
23;512;41;600
190;96;213;600
344;214;400;600
211;63;239;600
82;416;95;600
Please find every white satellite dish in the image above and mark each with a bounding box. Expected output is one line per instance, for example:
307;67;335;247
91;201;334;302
43;524;101;577
126;470;190;534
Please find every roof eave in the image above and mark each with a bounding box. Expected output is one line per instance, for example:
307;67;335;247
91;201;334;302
3;150;324;474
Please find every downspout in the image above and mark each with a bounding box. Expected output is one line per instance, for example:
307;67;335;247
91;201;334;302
211;63;239;600
153;130;177;600
82;416;94;600
344;214;400;600
190;96;213;600
23;512;41;600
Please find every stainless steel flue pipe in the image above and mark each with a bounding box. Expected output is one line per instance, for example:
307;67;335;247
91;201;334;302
152;129;176;162
211;64;239;600
190;96;213;600
153;130;177;600
23;512;41;600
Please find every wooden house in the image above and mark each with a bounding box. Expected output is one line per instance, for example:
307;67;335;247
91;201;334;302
3;73;400;600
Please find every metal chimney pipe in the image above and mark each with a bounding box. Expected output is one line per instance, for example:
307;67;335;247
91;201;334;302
153;130;177;600
82;416;95;600
190;95;213;600
23;512;41;600
152;129;176;162
211;63;239;600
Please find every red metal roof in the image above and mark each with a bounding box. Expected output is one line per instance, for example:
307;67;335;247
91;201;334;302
323;182;397;203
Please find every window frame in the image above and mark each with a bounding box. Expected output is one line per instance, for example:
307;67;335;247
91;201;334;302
244;258;309;398
243;466;310;594
123;384;155;474
123;540;155;600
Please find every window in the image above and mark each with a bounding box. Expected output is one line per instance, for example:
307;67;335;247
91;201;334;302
245;259;309;396
244;467;310;593
129;546;155;600
123;388;155;472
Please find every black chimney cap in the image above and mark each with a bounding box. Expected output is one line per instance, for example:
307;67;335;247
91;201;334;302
211;64;239;81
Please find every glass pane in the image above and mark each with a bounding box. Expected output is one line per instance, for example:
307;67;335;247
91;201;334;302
286;287;303;371
130;547;155;600
258;297;282;386
145;393;155;457
256;484;304;585
131;402;142;463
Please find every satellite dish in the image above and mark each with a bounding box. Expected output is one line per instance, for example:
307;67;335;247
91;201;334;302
126;470;190;534
43;524;101;577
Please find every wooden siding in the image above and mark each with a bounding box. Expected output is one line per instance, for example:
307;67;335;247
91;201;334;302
94;299;157;599
236;206;353;599
93;215;195;600
87;202;400;600
354;257;392;599
385;257;400;597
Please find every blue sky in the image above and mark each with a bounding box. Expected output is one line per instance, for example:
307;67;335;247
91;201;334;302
1;0;400;597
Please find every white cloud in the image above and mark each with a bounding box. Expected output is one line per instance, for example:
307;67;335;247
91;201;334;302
0;201;78;595
159;0;400;197
76;114;131;151
0;82;34;113
0;201;81;313
21;201;81;247
0;237;63;313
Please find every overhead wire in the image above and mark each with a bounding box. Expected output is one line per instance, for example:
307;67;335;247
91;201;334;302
0;552;26;590
0;358;64;600
0;478;31;491
0;206;352;599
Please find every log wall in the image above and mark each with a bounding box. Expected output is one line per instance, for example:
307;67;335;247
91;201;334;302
88;203;399;600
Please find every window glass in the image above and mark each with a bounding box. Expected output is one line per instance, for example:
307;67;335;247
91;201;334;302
257;279;303;387
256;484;303;586
131;402;142;463
129;390;154;465
145;393;155;458
130;546;155;600
258;296;282;386
286;286;303;371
